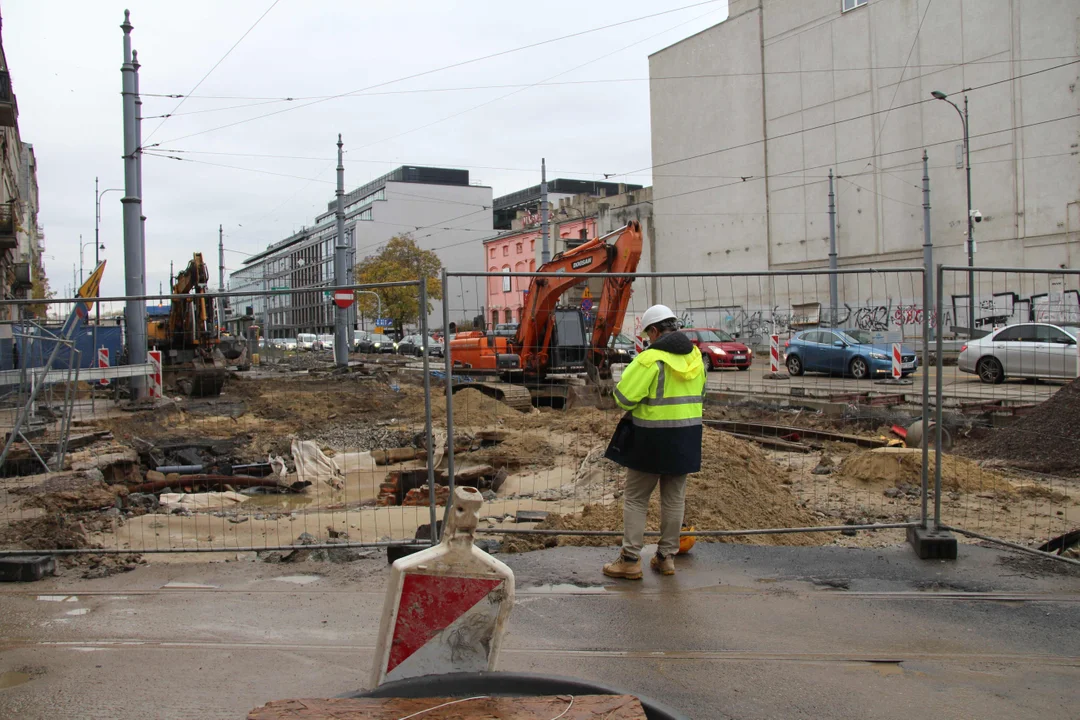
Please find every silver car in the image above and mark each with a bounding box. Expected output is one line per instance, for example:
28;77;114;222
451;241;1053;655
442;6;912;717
958;323;1080;383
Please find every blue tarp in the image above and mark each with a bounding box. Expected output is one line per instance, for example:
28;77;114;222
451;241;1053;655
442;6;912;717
15;325;124;370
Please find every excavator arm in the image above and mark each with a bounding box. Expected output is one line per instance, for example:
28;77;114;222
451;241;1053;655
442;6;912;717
513;221;642;376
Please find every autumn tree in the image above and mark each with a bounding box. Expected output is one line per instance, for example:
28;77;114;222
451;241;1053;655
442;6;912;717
27;263;53;319
353;234;443;334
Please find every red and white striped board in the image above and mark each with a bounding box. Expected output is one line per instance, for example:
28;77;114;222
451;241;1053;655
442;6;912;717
148;350;163;399
770;334;781;373
891;343;902;380
97;347;110;386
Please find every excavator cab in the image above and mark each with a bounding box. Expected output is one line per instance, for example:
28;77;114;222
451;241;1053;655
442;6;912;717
547;307;589;372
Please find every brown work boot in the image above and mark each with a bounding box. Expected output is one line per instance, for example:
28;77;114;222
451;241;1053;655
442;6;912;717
603;553;643;580
650;552;675;576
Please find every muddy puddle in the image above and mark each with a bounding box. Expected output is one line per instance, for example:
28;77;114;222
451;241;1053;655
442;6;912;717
0;672;31;689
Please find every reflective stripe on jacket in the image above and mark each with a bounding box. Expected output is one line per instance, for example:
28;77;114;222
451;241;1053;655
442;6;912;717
605;337;706;474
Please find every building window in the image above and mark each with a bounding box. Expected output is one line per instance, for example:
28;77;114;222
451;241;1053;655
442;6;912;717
529;259;535;271
502;267;511;293
841;0;866;11
492;309;499;327
530;239;535;251
489;248;496;259
504;308;513;323
515;243;522;254
503;245;509;257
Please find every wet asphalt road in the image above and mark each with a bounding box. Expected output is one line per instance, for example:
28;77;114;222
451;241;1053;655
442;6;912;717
0;543;1077;719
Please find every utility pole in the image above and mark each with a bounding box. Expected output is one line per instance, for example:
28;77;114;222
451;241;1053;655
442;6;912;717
963;95;974;334
827;169;837;327
540;158;550;264
120;10;146;397
169;260;173;289
922;151;934;341
133;49;147;291
218;224;225;330
333;134;348;367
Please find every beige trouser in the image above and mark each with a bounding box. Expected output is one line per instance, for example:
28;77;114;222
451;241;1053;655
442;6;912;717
622;468;687;560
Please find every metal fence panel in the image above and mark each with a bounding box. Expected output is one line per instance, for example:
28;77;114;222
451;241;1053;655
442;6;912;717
0;281;445;557
934;267;1080;564
442;267;931;552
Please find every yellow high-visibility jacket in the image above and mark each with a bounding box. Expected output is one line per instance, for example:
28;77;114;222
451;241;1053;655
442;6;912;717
605;331;706;474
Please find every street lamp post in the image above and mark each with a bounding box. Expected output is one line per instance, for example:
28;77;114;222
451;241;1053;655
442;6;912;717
79;236;102;285
931;90;975;335
95;178;124;319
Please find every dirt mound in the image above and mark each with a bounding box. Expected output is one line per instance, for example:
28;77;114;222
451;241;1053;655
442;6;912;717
965;379;1080;474
501;428;827;552
471;432;558;469
432;388;523;427
838;448;1013;494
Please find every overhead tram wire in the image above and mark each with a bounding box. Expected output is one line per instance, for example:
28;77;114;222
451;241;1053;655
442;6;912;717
146;0;726;148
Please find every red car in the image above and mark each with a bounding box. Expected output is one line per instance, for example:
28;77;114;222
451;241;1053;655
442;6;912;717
683;328;753;371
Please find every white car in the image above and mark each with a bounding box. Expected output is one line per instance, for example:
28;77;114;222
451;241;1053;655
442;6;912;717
297;333;318;350
281;337;298;351
958;323;1080;383
317;334;334;351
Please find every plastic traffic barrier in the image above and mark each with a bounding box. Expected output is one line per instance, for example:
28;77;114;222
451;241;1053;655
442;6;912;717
370;486;515;687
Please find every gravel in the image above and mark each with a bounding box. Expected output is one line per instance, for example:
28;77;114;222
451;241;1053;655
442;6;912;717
965;378;1080;473
303;424;416;452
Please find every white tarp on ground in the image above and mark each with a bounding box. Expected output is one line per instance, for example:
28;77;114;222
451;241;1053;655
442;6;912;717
159;491;249;510
330;451;377;475
292;439;344;490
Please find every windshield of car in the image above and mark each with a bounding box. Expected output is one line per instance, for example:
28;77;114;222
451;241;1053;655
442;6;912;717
839;329;874;344
696;329;734;343
297;334;316;343
611;333;635;347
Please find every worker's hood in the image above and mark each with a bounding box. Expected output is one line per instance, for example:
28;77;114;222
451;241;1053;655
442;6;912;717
639;331;704;380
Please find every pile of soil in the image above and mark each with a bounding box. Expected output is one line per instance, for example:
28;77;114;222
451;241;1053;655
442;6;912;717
501;428;827;552
964;379;1080;473
233;376;418;429
838;448;1013;494
20;474;123;514
431;388;523;427
470;432;557;470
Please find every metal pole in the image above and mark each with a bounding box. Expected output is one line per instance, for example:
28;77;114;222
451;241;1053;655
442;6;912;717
922;151;934;341
934;263;945;530
964;95;974;335
120;11;146;398
419;277;438;544
828;169;837;326
920;151;932;529
440;268;455;541
79;235;85;285
94;177;100;331
334;134;348;367
540;158;550;264
218;224;226;331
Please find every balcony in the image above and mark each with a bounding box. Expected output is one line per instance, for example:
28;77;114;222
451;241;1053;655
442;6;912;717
0;202;16;250
0;71;16;127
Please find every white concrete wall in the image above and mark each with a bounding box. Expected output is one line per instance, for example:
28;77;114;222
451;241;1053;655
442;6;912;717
649;0;1080;323
357;181;493;329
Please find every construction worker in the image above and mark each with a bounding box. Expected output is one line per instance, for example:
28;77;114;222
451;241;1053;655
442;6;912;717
603;304;706;579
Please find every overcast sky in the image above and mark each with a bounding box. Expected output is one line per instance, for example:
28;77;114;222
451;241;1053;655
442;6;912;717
3;0;728;299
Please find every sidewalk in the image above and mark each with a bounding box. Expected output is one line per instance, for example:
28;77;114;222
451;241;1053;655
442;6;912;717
0;543;1076;719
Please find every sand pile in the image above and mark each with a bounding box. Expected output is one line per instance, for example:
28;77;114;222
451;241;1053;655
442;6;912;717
838;447;1013;494
501;428;827;552
470;432;558;469
964;379;1080;474
431;388;524;427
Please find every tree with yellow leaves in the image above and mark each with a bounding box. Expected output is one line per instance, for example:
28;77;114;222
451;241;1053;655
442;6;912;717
353;234;442;335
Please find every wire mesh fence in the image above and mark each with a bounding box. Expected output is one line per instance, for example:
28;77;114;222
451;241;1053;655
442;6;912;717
933;267;1080;560
441;266;932;551
0;281;445;556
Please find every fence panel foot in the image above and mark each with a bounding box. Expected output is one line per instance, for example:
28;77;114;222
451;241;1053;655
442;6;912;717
907;526;958;560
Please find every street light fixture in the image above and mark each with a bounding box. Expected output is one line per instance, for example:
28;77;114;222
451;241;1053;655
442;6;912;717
79;236;104;285
930;89;976;334
95;177;124;328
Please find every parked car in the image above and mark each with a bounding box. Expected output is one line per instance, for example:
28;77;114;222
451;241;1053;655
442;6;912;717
493;323;518;338
297;333;318;351
368;334;397;354
317;334;334;351
397;334;444;358
608;333;639;364
958;323;1080;384
784;329;917;379
684;328;752;371
280;337;298;351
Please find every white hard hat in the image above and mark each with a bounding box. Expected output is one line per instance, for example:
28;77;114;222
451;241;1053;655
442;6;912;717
640;304;678;334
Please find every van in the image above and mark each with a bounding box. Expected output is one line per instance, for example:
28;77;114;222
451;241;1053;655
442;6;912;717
297;333;318;350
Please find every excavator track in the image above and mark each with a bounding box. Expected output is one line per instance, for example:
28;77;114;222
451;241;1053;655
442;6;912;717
452;382;534;412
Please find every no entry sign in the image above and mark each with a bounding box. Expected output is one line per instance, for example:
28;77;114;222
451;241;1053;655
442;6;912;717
333;290;354;309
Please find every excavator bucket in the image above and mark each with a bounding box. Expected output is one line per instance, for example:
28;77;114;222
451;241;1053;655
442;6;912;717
183;358;228;398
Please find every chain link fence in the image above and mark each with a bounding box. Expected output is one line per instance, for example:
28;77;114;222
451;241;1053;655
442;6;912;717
440;266;933;552
932;267;1080;563
0;281;444;558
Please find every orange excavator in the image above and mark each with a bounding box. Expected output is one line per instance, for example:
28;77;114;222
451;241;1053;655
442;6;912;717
449;221;642;406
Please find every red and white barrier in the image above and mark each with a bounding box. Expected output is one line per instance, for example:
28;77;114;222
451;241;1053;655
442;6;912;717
770;334;781;374
148;350;163;399
891;343;902;380
97;347;110;387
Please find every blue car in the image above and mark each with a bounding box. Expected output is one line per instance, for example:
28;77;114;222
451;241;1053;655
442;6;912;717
784;329;918;380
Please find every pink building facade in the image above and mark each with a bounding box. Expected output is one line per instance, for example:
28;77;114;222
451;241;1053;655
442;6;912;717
483;217;597;327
